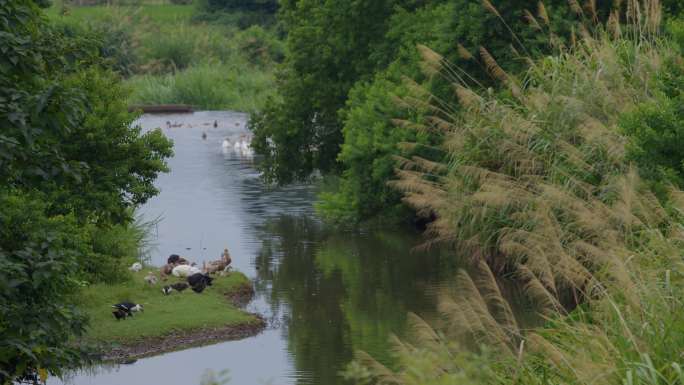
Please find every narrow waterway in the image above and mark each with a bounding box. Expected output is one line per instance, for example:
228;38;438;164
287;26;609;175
51;111;459;385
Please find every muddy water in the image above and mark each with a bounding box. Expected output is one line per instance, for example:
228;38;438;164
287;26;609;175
51;111;458;385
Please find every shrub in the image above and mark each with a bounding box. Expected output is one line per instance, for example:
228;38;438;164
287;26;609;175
0;192;89;383
142;26;197;72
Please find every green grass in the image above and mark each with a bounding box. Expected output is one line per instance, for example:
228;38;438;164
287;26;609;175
80;270;256;343
48;3;194;24
48;2;281;111
126;61;276;111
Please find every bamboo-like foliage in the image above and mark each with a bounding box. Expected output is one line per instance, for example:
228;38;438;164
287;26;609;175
352;0;684;384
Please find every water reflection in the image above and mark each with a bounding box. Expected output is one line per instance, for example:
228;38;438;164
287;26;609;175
50;111;457;385
253;215;459;384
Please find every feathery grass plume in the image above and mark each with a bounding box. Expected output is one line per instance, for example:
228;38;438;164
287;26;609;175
524;9;542;30
454;85;483;109
585;0;598;23
473;260;519;334
568;0;584;16
390;119;427;133
538;2;550;26
480;0;501;18
353;351;403;385
481;0;530;56
457;43;473;60
353;1;684;384
416;44;444;77
479;47;508;81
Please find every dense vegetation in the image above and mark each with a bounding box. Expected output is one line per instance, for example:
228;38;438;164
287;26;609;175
50;2;282;111
194;0;279;28
0;0;172;382
342;1;684;384
252;0;684;225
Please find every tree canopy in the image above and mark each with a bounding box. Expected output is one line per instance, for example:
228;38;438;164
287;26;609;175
0;0;172;381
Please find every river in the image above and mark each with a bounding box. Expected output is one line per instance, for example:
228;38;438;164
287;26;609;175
50;111;458;385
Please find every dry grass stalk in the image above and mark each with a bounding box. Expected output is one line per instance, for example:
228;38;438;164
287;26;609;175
538;2;550;25
457;43;473;60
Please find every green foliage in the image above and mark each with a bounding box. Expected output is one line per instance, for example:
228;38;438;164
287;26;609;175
0;0;172;381
51;69;173;223
347;3;684;384
620;41;684;194
254;0;591;222
49;2;281;111
194;0;278;28
199;0;277;13
620;98;684;191
52;13;139;76
317;0;581;223
143;27;197;72
127;60;276;111
0;192;89;384
251;0;407;184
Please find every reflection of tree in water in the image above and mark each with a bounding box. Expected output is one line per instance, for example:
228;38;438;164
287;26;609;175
252;215;459;385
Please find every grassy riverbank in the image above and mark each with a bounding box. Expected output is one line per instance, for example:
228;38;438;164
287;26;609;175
80;270;261;351
48;2;280;111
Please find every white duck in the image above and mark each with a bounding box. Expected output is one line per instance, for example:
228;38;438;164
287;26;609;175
221;138;231;148
234;135;254;156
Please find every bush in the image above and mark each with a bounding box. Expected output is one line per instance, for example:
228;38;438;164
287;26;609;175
620;97;684;193
142;26;197;72
234;25;284;66
0;1;172;381
194;0;278;28
0;192;89;383
52;13;140;76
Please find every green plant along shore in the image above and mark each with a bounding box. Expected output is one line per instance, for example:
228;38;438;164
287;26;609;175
82;270;262;359
48;1;282;111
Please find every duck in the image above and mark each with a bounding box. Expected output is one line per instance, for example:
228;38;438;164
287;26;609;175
213;120;218;128
162;282;189;295
144;271;158;285
112;309;129;321
112;302;143;316
202;132;207;140
222;138;231;148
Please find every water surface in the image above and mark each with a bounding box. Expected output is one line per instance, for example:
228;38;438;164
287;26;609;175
51;111;457;385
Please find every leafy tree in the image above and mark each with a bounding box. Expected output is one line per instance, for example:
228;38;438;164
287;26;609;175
251;0;412;184
0;193;89;384
316;0;586;222
0;0;172;381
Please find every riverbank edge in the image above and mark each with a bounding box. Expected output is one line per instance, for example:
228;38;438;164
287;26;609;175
89;281;266;362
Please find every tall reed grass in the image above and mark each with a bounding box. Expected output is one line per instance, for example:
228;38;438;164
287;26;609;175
50;3;281;110
347;0;684;384
126;60;276;111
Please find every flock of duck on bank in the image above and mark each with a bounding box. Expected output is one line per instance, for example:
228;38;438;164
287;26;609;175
113;249;233;321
